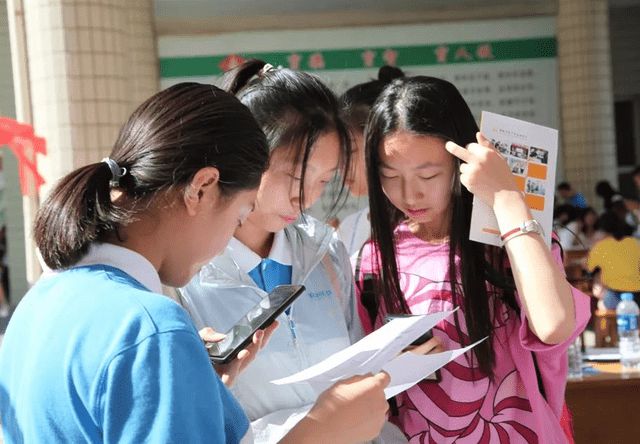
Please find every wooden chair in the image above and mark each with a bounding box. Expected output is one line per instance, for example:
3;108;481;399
594;309;618;347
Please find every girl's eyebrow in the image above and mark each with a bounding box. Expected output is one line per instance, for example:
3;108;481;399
380;161;440;170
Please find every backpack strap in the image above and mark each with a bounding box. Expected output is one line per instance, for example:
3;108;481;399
354;244;379;329
354;244;400;416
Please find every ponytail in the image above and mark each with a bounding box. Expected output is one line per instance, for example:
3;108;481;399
340;65;405;130
377;65;404;83
34;162;131;269
222;59;267;95
34;82;269;270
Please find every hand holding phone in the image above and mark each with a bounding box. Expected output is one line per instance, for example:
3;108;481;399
207;284;305;365
383;313;441;382
383;314;434;346
201;322;279;386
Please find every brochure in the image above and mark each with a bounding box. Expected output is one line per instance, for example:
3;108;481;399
470;111;558;247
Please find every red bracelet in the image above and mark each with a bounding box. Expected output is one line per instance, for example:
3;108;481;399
499;226;521;241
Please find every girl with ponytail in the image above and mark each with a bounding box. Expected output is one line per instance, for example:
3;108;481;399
0;83;391;443
180;60;405;443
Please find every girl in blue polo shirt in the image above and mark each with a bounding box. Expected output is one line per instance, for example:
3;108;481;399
180;60;405;444
0;83;390;444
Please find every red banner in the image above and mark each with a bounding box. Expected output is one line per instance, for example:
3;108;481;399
0;117;46;196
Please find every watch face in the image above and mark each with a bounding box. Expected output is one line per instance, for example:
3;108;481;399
524;220;543;235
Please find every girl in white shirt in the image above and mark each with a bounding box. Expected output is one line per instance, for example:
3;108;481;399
337;66;404;256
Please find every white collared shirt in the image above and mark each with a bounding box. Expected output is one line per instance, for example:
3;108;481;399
227;230;292;274
76;243;163;294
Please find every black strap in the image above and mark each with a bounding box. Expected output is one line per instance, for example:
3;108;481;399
532;353;546;400
354;245;400;416
354;244;379;329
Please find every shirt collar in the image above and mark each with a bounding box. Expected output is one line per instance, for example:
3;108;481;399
228;230;292;274
76;243;163;294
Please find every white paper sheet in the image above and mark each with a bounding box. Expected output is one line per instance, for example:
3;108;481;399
381;339;485;399
271;309;457;385
271;309;485;399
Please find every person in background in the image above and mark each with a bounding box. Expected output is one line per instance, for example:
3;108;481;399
356;75;590;443
180;60;402;444
553;204;583;251
594;180;640;236
588;204;640;309
557;181;588;209
337;66;404;256
0;83;390;444
621;166;640;231
576;207;605;250
595;180;622;211
632;166;640;199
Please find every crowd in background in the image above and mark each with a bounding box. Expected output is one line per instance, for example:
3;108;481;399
554;169;640;310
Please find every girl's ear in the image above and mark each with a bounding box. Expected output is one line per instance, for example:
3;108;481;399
183;167;220;216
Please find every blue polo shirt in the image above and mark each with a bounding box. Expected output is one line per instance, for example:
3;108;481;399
0;244;250;443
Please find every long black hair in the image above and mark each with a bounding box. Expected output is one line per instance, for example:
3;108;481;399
364;76;516;376
35;83;269;270
222;59;351;216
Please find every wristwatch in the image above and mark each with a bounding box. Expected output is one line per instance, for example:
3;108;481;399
500;219;544;243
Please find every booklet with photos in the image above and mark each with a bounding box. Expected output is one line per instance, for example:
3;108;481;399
470;111;558;247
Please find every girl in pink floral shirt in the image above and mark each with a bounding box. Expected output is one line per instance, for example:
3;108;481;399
355;76;591;443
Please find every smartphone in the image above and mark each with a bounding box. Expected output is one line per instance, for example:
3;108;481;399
383;313;440;383
383;314;434;346
207;284;306;365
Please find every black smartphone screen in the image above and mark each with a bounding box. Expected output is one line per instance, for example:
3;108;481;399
383;313;440;383
207;284;306;364
383;314;434;346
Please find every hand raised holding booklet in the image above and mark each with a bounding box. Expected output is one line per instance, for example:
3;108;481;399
462;111;559;247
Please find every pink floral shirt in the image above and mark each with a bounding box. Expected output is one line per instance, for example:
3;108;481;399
356;223;591;444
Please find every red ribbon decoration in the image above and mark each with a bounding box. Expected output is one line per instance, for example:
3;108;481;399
0;117;47;196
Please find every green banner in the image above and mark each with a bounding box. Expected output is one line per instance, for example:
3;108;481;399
160;37;556;79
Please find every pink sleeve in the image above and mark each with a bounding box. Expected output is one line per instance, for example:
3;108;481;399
517;240;592;352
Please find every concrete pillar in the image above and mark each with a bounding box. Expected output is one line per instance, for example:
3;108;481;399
0;0;28;305
557;0;618;209
6;0;159;284
20;0;159;188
